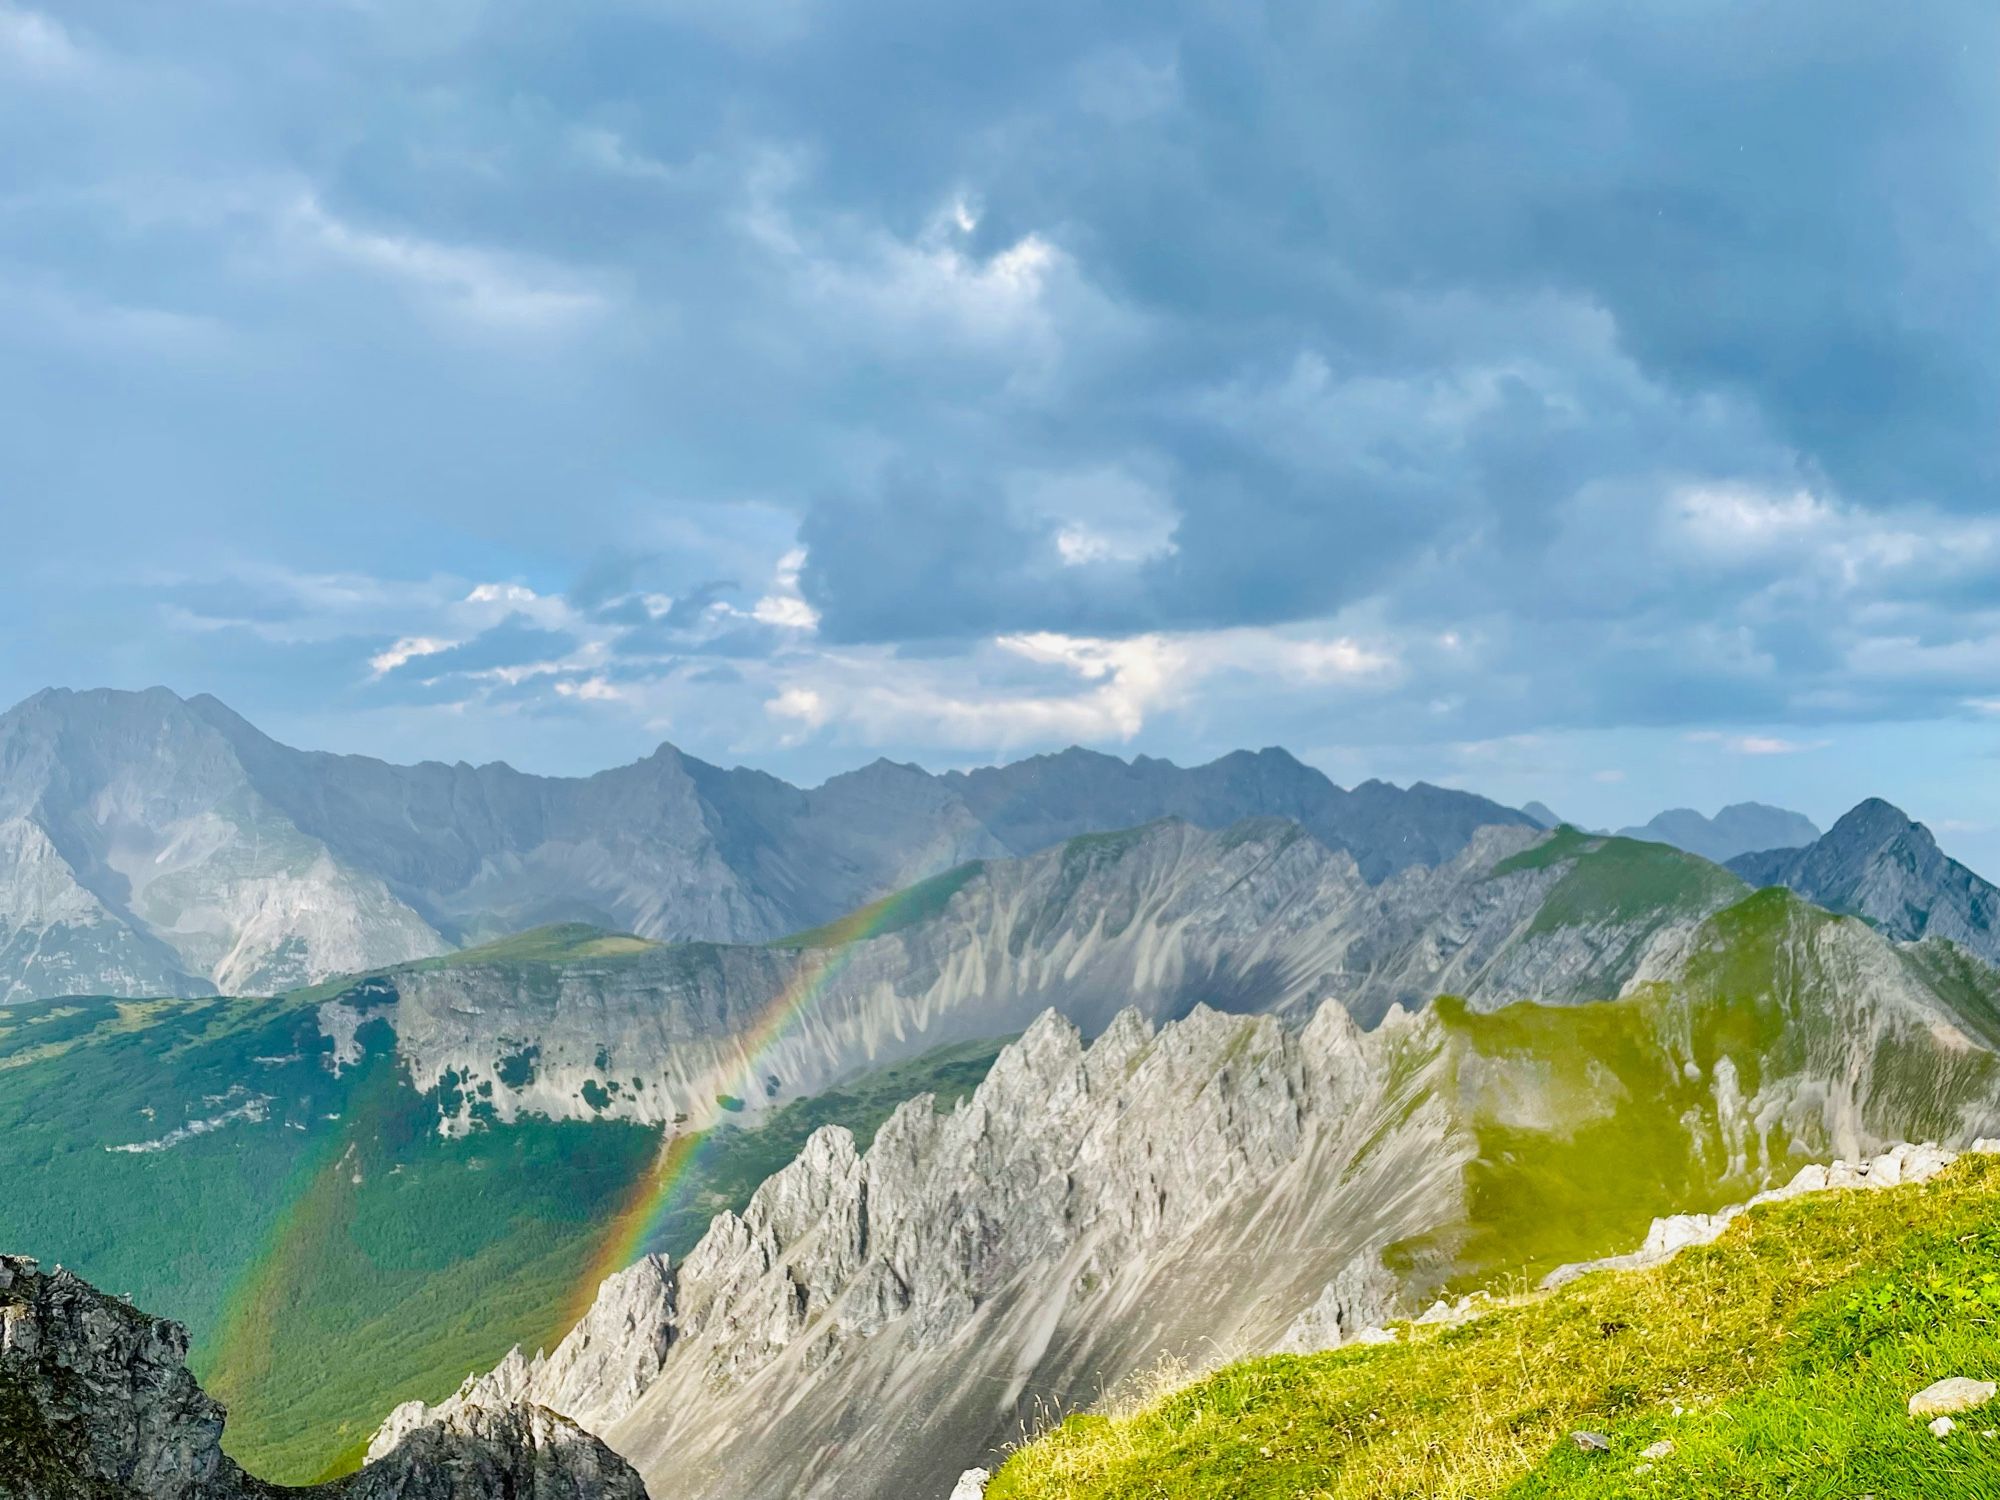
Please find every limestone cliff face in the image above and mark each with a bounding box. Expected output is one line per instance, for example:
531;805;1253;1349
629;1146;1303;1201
369;819;1733;1135
0;1255;647;1500
374;1002;1470;1499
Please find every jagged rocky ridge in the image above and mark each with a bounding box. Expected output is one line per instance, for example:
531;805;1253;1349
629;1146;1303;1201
340;818;1748;1135
377;889;2000;1500
0;1254;646;1500
0;687;1532;1001
1731;797;2000;965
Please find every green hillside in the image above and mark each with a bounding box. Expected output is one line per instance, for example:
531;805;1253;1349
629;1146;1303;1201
988;1153;2000;1500
0;968;1009;1484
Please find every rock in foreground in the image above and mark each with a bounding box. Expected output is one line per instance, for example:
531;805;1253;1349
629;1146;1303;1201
0;1254;648;1500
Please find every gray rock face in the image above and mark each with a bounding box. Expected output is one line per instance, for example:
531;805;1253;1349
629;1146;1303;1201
377;1002;1468;1500
369;819;1733;1134
1617;803;1822;864
0;1254;647;1500
0;689;451;1001
1730;799;2000;964
0;688;1534;1002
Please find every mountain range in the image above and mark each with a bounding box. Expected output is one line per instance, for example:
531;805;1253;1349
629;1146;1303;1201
369;882;2000;1499
1613;802;1822;863
7;789;2000;1490
8;684;2000;1497
0;687;1532;1002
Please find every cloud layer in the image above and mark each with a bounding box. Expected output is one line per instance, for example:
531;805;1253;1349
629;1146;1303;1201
1;0;1997;851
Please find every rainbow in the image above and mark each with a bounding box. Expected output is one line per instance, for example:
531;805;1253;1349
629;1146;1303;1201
561;878;937;1325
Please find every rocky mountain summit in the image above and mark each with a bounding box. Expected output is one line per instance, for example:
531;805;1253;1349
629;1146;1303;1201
378;888;2000;1499
0;1253;647;1500
1730;798;2000;965
0;687;1531;1001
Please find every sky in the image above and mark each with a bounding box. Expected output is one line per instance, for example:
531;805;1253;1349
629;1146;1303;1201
3;2;1999;870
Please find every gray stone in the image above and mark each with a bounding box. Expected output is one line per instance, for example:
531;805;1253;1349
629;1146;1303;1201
1910;1378;1999;1418
0;1253;646;1500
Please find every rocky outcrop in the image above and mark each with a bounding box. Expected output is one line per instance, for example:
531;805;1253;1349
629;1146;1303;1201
0;1254;647;1500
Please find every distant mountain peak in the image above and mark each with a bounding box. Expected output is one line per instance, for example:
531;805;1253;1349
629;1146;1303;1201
1520;801;1564;830
1727;798;1999;965
1617;802;1822;865
1824;796;1922;847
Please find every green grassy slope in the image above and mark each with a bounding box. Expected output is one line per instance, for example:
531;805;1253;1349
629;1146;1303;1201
1492;825;1745;918
773;861;988;950
1402;888;2000;1292
988;1154;2000;1500
0;971;1010;1484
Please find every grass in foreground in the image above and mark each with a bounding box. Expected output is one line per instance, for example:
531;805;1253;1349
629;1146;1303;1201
988;1154;2000;1499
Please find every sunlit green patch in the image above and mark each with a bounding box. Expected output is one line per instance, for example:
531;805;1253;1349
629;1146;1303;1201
989;1155;2000;1500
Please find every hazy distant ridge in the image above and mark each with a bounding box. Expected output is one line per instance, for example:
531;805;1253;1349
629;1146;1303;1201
0;687;1533;999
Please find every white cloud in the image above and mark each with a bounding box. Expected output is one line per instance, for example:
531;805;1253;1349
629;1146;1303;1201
766;686;828;736
283;194;608;332
1012;464;1180;569
554;675;624;702
1664;484;2000;596
754;624;1396;752
746;547;821;630
0;5;84;75
1671;485;1831;557
369;636;454;676
741;168;1121;363
1685;730;1830;756
831;229;1062;343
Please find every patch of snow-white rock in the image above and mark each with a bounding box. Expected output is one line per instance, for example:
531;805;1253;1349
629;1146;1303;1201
1542;1140;1988;1290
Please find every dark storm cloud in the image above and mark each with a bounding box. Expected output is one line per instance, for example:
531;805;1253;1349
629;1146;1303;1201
2;0;1996;772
